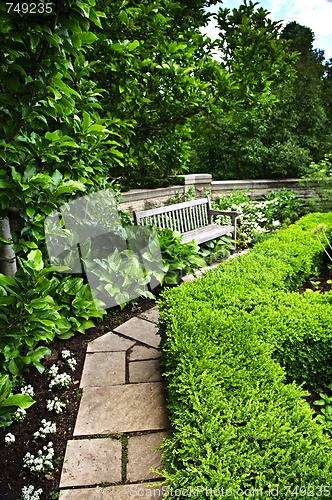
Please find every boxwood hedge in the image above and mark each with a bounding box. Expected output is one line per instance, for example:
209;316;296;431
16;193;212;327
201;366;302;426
158;212;332;497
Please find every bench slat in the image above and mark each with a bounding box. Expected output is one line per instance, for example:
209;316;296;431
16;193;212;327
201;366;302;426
134;197;210;221
179;208;186;233
188;206;194;231
181;224;234;245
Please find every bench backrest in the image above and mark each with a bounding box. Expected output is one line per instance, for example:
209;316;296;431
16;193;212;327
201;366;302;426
133;198;212;233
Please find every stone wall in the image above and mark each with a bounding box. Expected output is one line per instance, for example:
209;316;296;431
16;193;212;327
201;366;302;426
211;178;316;201
119;174;319;214
119;186;185;213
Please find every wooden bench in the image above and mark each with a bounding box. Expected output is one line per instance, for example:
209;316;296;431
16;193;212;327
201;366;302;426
133;197;238;245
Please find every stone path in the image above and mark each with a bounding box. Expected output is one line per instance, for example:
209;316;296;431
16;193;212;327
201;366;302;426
59;308;169;499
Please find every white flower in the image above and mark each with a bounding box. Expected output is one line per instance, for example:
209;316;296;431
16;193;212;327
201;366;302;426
4;432;15;445
23;442;54;474
13;407;27;421
49;372;72;390
33;419;56;439
46;396;66;414
21;485;43;500
20;385;35;397
67;357;77;371
48;364;59;377
272;220;280;227
61;349;71;359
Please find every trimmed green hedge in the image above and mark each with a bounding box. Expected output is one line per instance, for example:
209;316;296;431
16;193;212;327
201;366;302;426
158;213;332;496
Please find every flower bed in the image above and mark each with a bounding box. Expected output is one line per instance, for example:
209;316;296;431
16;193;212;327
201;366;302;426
157;212;332;496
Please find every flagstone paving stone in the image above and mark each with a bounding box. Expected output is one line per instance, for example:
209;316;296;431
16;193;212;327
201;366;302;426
128;344;161;361
114;317;160;349
87;331;136;353
127;431;169;482
138;307;160;324
59;483;164;499
60;438;122;488
129;359;162;383
80;351;126;387
74;382;169;436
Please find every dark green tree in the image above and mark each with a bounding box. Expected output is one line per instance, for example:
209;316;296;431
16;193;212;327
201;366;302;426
322;58;332;155
278;21;329;162
87;0;224;188
189;0;299;179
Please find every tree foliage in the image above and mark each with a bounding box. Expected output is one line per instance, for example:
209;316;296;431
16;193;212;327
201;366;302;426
190;9;332;180
0;0;116;258
216;0;296;106
86;0;224;188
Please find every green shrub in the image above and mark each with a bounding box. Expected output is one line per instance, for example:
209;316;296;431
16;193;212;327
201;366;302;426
158;302;332;494
0;250;105;376
157;212;332;494
301;154;332;212
213;188;303;246
250;290;332;386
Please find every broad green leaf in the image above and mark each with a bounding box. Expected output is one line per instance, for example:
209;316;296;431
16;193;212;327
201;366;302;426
80;32;98;44
0;376;12;404
27;249;44;271
119;10;129;25
76;2;90;17
0;275;16;287
26;207;35;217
2;394;35;409
87;124;108;133
128;40;140;51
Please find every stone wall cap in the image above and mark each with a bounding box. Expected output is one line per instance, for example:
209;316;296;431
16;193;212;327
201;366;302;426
120;185;183;202
182;174;212;182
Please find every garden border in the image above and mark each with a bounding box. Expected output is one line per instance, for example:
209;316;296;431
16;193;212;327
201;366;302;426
157;212;332;495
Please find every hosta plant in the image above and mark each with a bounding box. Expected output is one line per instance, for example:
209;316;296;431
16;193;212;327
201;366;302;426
0;374;35;428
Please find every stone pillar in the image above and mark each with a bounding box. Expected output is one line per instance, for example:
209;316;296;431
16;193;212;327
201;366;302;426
182;174;212;197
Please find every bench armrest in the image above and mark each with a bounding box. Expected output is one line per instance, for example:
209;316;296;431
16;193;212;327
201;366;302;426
210;210;239;218
209;210;239;246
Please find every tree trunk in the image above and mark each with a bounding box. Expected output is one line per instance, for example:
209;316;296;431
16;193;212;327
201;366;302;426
0;218;17;275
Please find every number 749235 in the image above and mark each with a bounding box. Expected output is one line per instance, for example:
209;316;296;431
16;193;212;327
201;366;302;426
6;3;53;14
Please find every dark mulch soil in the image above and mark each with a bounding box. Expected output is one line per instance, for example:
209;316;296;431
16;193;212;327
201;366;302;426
298;262;332;295
0;296;157;500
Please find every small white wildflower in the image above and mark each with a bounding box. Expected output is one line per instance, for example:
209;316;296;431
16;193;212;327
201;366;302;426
13;407;27;421
66;357;77;371
48;364;59;377
33;419;56;439
272;220;280;227
61;349;71;359
46;396;66;414
49;372;72;390
20;385;35;397
23;442;54;474
21;485;43;500
4;432;15;445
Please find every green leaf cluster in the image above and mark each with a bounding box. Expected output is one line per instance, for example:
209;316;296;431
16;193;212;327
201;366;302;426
0;250;105;375
0;374;35;428
212;188;303;246
156;227;206;284
313;387;332;433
